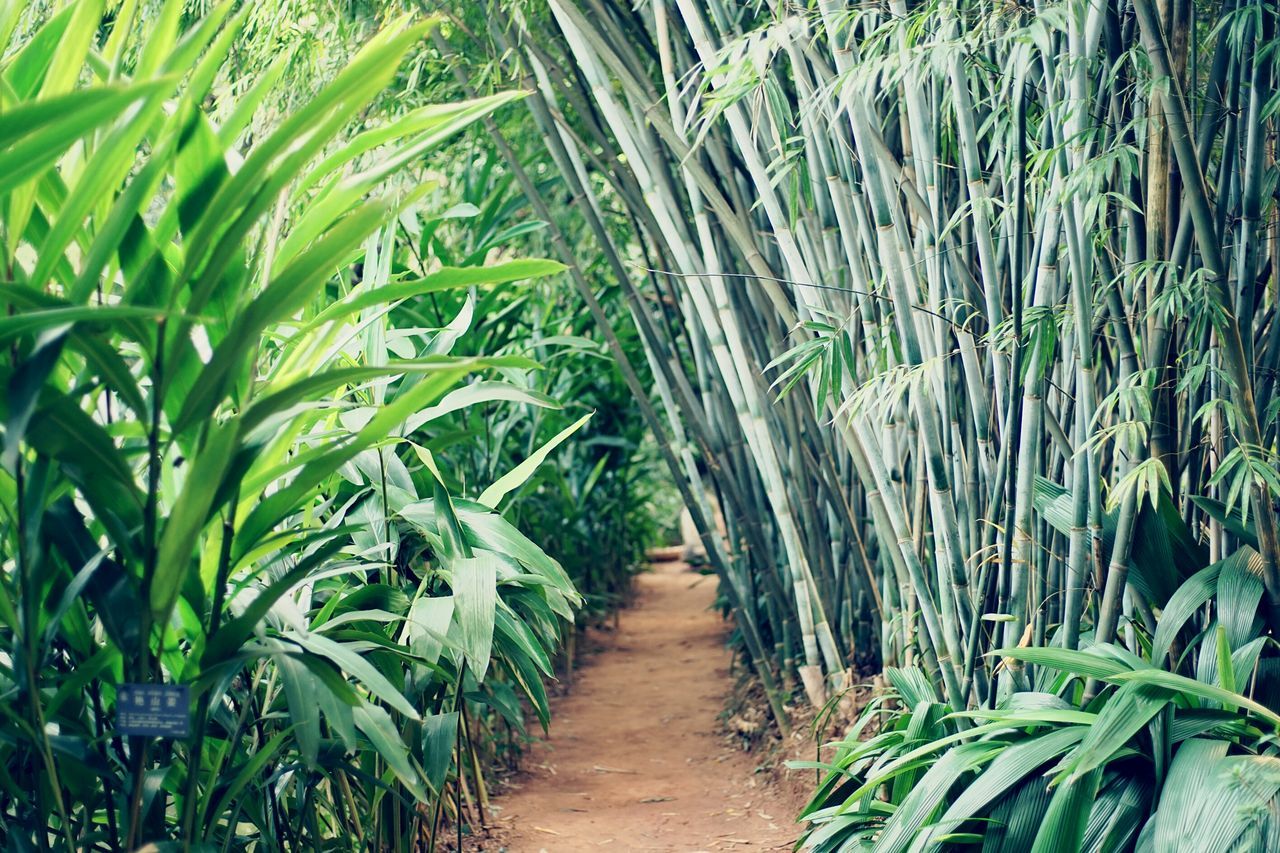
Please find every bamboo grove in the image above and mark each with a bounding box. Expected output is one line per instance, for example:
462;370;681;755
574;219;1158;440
9;0;1280;848
445;2;1280;841
444;0;1280;722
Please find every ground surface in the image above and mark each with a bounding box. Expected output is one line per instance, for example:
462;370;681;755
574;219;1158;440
474;560;804;852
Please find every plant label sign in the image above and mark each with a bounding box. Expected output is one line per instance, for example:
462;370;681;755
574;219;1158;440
117;684;190;738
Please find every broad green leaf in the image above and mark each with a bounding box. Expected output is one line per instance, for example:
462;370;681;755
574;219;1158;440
279;93;530;267
404;595;455;667
433;477;470;562
1030;767;1102;853
1052;681;1168;783
353;702;425;800
151;419;241;622
241;358;529;434
1146;740;1280;852
288;632;420;721
0;83;163;149
402;380;556;435
1107;670;1280;728
452;553;499;682
875;742;1002;853
1080;772;1152;853
923;727;1086;846
0;303;168;345
178;18;433;294
206;730;289;825
134;0;184;78
300;259;568;334
479;412;593;508
421;711;458;792
1215;546;1264;649
0;83;173;211
299;92;525;201
991;646;1134;680
399;498;578;608
2;4;74;98
173;201;394;432
1190;495;1258;549
29;79;177;290
276;655;321;768
233;363;479;554
1151;561;1224;663
202;537;347;667
38;0;103;97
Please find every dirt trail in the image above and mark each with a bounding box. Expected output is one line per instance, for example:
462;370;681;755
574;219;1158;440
477;560;802;852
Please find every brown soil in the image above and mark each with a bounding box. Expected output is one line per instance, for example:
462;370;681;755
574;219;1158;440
472;561;806;852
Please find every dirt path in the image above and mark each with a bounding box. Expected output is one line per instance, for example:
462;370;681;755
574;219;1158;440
476;560;802;852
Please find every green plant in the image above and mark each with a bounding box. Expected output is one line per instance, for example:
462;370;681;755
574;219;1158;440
0;4;583;849
799;637;1280;852
459;0;1280;743
397;146;674;618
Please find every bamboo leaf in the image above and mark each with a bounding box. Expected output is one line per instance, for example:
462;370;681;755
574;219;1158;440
353;702;426;800
479;412;592;509
1052;682;1169;783
301;259;567;334
288;632;420;721
452;552;500;682
1030;768;1102;853
1106;670;1280;729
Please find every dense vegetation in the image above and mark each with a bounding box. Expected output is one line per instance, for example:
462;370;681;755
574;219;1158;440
443;0;1280;848
6;0;1280;850
0;3;667;849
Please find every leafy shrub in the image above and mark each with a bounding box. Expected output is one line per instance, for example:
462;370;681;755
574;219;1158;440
800;547;1280;852
0;4;585;849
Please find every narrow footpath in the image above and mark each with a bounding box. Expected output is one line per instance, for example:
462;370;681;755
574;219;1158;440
477;559;802;852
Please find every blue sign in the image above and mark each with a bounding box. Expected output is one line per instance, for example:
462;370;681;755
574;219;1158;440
117;683;190;738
